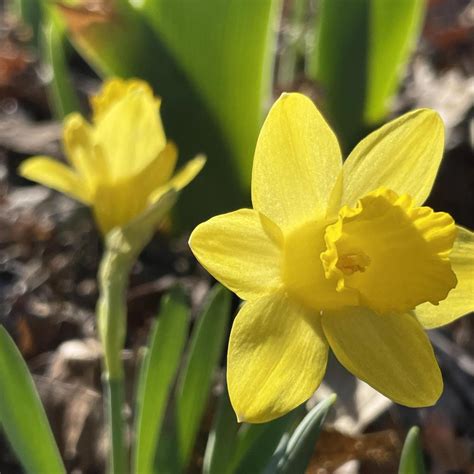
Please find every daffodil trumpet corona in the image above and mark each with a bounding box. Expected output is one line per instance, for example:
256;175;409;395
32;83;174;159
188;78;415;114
20;78;205;235
189;93;474;424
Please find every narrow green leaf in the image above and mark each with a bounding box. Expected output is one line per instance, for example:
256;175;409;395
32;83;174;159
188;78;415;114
232;408;302;474
175;284;232;468
133;287;189;474
0;326;66;474
398;426;426;474
153;422;181;474
275;394;337;474
42;10;81;119
365;0;425;124
9;0;43;46
202;386;239;474
309;0;424;152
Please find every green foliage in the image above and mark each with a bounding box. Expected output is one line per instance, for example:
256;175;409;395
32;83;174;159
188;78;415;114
203;388;239;474
9;0;43;46
137;284;231;473
270;395;337;474
399;426;427;474
202;392;336;474
233;411;301;474
309;0;425;152
133;287;189;474
0;326;66;474
174;285;232;468
58;0;281;227
42;9;81;120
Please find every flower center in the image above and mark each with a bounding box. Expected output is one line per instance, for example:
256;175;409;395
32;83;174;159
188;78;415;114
282;187;457;315
321;187;457;314
282;220;359;312
336;252;371;275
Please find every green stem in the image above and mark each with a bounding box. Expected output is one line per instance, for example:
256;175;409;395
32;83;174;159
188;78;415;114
95;191;177;474
106;377;127;474
97;232;137;474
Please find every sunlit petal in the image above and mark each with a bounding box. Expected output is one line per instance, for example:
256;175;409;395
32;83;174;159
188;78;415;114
91;78;156;121
189;209;282;300
148;155;206;204
95;84;166;179
416;226;474;328
166;155;206;191
63;113;104;185
322;307;442;407
19;156;91;204
228;291;328;423
342;109;444;206
252;93;342;231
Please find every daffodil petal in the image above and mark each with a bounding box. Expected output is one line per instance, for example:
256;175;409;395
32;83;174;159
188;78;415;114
189;209;282;300
416;226;474;328
92;179;150;235
19;156;91;204
322;308;443;407
93;152;204;235
228;291;328;423
91;78;156;121
95;84;166;179
63;113;104;184
167;154;206;191
134;142;178;198
148;155;206;204
342;109;444;207
252;93;342;231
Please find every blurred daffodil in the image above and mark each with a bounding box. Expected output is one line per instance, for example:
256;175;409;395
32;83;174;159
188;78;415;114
189;93;474;423
20;78;205;235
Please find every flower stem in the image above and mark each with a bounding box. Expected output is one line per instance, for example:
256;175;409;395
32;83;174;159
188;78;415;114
97;231;136;474
105;377;127;474
95;192;177;474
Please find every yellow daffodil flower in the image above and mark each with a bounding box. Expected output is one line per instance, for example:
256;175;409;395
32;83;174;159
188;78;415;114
20;78;205;235
189;93;474;423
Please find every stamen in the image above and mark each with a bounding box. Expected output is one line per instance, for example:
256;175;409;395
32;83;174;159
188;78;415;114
337;252;371;275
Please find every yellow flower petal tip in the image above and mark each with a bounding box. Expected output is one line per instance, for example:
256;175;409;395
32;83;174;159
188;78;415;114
189;92;473;422
226;292;328;424
20;78;204;235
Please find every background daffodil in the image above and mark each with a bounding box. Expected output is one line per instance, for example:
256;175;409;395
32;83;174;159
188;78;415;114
189;93;474;424
20;78;205;235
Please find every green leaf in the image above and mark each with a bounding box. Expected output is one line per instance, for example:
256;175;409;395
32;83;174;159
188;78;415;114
0;326;66;474
57;1;161;82
42;9;81;120
232;408;302;474
202;386;239;474
153;422;181;474
273;394;337;474
9;0;43;46
58;0;281;227
140;0;280;188
133;287;189;474
309;0;424;152
175;284;232;468
398;426;426;474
